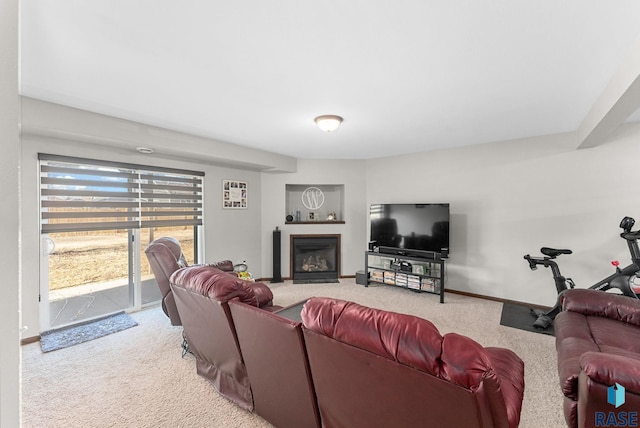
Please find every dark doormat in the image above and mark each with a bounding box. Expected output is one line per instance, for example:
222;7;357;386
500;303;555;336
40;311;138;352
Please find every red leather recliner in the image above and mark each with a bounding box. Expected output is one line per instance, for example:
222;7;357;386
229;300;321;428
169;265;280;410
144;237;235;326
555;288;640;428
301;297;525;428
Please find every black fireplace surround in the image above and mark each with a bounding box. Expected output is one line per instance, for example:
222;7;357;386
290;234;340;283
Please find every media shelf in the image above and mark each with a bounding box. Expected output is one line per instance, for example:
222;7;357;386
364;251;445;303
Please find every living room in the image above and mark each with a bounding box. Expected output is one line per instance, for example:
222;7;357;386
18;98;640;336
4;2;640;427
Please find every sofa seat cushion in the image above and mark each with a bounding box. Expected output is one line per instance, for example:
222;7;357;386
171;265;273;307
555;308;640;399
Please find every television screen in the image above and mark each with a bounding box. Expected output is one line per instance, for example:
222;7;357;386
369;203;450;257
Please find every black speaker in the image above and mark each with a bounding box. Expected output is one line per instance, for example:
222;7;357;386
272;227;282;283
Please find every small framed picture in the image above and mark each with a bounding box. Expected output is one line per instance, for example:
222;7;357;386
307;211;315;221
222;180;248;209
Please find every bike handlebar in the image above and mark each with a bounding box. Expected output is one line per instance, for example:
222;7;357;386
524;254;559;270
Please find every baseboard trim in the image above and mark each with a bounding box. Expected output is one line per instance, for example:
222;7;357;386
256;276;549;309
257;275;355;283
19;282;546;347
446;289;552;310
21;335;41;346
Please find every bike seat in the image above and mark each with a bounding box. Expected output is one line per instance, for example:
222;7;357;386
621;230;640;241
541;247;573;258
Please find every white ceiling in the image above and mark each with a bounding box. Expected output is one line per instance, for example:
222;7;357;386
19;1;640;160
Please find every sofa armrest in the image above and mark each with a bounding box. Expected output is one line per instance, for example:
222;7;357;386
561;289;640;327
577;352;640;427
580;352;640;395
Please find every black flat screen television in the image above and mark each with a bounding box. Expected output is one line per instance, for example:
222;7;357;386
369;203;450;259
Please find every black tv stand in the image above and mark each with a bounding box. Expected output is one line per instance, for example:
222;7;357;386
364;251;445;303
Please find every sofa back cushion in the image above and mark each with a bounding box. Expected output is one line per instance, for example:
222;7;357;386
171;265;269;307
301;297;524;428
301;297;442;377
302;296;500;390
561;288;640;327
145;237;185;294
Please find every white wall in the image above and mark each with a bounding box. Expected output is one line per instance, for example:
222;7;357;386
366;125;640;306
20;102;273;337
260;159;368;280
20;96;640;333
0;0;21;425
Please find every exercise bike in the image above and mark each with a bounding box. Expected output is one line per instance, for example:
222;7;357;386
523;216;640;330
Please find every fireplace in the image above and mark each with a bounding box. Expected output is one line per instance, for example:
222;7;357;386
290;234;340;283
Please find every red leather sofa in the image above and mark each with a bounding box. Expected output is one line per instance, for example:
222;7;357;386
301;297;525;428
170;265;526;428
554;288;640;428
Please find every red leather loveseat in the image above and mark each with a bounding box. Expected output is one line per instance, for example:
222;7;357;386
554;288;640;428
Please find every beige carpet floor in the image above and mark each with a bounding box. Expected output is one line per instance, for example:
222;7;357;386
22;279;566;427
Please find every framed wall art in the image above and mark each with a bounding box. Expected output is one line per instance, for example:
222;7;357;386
222;179;248;209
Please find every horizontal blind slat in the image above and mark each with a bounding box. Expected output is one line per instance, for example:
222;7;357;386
42;189;139;199
41;165;139;180
141;202;202;208
42;221;140;233
42;177;139;189
42;201;140;209
141;219;203;228
139;211;202;218
42;211;140;220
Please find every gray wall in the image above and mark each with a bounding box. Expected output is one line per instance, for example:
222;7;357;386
366;125;640;306
0;0;20;425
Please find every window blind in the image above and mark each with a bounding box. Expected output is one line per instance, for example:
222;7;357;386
39;154;204;233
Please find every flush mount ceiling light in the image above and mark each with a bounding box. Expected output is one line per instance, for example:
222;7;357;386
136;147;154;154
314;115;343;132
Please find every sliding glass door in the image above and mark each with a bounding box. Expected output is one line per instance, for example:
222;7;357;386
45;230;134;328
39;154;204;330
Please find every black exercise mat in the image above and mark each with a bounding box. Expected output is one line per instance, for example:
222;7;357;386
500;303;555;336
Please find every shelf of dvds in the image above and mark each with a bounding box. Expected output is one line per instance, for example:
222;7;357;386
364;251;445;303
